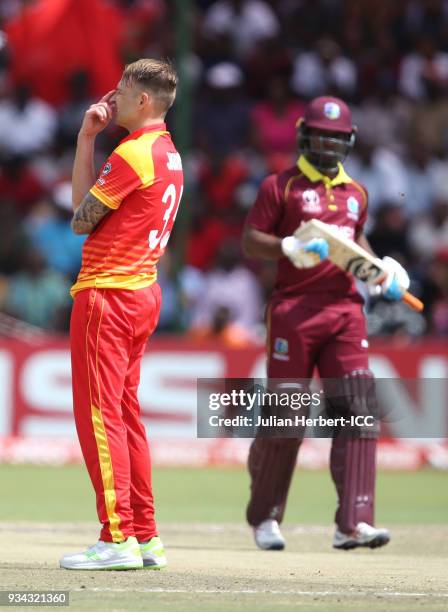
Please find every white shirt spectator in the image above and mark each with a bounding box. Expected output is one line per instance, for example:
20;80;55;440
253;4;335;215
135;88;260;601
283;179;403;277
352;96;411;153
402;160;435;217
291;50;356;98
192;265;263;332
202;0;280;59
345;147;408;213
0;95;57;156
399;50;448;100
409;202;448;260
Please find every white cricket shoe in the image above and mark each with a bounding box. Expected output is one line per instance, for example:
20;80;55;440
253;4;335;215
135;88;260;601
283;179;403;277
139;536;167;570
253;519;285;550
333;522;390;550
60;536;143;570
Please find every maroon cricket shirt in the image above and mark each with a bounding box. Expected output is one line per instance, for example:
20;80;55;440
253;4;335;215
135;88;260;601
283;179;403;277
246;155;368;303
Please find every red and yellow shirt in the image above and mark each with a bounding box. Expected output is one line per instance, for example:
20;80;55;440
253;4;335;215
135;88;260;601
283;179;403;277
71;123;183;296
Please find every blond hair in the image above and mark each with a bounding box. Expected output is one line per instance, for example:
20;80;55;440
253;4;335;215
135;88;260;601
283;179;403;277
122;58;178;117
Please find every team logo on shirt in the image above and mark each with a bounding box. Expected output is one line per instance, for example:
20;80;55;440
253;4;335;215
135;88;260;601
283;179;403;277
166;152;182;171
97;162;112;186
302;189;321;213
346;196;360;220
324;102;341;120
273;337;289;361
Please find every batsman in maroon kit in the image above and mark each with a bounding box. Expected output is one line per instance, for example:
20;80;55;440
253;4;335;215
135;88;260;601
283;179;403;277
243;96;410;551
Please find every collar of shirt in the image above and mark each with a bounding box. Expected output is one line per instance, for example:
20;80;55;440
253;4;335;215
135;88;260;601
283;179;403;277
297;154;352;187
120;122;167;144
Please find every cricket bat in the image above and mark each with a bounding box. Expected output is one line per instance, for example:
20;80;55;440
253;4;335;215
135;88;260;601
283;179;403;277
294;219;424;312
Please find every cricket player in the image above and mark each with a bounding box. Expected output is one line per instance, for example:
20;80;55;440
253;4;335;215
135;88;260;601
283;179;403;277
242;96;409;551
60;59;183;570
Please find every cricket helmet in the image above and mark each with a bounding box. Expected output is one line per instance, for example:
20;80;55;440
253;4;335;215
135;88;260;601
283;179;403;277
297;96;357;171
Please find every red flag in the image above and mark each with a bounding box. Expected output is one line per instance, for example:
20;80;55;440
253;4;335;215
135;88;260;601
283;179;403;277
5;0;125;105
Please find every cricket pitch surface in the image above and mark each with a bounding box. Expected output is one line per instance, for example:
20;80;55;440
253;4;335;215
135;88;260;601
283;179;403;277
1;523;447;611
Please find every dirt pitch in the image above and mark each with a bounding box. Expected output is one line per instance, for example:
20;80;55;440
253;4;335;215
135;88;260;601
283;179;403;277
1;522;447;611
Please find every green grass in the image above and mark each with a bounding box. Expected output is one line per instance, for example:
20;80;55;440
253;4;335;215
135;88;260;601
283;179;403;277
0;465;447;524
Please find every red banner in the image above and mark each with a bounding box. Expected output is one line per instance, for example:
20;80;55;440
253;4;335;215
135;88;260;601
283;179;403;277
0;336;447;468
1;336;448;437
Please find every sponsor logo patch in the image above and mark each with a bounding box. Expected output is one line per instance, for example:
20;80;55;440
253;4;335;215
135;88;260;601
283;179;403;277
166;151;182;171
102;162;112;175
323;102;341;120
302;189;321;213
347;196;360;220
273;337;289;361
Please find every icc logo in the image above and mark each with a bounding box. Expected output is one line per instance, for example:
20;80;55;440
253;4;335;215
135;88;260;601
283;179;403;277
323;102;341;120
347;196;360;220
302;189;321;213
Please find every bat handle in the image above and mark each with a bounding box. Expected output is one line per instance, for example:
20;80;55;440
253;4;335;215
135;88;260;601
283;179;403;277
402;291;424;312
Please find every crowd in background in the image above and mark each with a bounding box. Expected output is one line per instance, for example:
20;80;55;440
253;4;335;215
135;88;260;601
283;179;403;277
0;0;448;342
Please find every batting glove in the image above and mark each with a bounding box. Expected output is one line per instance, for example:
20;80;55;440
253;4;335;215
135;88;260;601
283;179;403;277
369;256;410;301
281;236;329;269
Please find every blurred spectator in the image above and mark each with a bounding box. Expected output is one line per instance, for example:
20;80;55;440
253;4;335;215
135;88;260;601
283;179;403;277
291;37;357;100
117;0;168;60
367;299;426;339
409;199;448;261
197;151;249;212
367;203;411;263
1;246;71;330
25;182;85;279
0;154;45;214
357;34;401;100
191;239;262;334
178;264;206;330
0;83;57;155
202;0;280;61
352;93;410;152
250;74;305;169
399;34;448;100
0;200;30;275
195;62;251;155
57;71;94;148
244;35;293;98
156;251;192;333
0;0;24;22
402;0;448;49
420;250;448;335
345;142;407;213
401;142;436;216
407;93;448;155
190;304;257;346
186;203;246;272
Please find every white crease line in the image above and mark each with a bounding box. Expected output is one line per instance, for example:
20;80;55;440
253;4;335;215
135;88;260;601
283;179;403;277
72;588;448;598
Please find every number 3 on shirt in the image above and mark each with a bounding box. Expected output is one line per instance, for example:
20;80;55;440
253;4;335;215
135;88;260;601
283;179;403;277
148;183;183;250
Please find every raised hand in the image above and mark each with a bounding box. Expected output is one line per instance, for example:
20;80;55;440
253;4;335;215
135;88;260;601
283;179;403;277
79;90;117;137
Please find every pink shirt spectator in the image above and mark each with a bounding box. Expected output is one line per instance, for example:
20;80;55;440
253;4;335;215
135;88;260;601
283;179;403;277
251;100;305;155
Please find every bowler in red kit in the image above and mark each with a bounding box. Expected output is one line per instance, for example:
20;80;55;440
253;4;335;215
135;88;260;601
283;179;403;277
242;96;410;551
60;59;182;571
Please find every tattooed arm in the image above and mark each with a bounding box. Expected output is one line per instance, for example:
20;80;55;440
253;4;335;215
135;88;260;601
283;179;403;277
71;192;111;235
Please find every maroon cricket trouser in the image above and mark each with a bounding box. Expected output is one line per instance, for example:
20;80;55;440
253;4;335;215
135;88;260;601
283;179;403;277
247;294;377;533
